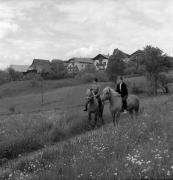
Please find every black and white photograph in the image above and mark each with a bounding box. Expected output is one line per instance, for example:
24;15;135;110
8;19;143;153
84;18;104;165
0;0;173;179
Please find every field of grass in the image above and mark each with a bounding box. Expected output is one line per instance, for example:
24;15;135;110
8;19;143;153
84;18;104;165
0;78;82;99
0;76;173;179
0;93;173;179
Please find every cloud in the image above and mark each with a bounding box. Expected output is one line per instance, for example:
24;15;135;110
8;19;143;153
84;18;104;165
1;0;173;69
0;21;19;39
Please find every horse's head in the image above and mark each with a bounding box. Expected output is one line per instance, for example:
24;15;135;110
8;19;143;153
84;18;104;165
102;87;112;101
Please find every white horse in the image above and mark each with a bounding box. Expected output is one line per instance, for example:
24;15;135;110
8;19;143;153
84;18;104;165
102;87;140;128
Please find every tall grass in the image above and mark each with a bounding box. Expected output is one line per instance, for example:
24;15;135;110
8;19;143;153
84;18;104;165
0;108;101;162
1;94;173;179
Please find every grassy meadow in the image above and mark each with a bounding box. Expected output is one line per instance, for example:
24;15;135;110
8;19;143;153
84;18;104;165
0;76;173;179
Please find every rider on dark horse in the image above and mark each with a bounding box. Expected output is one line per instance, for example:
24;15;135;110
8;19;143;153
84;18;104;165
116;76;128;113
83;77;102;111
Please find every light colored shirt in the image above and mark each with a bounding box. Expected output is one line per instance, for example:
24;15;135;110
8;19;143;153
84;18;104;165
120;82;122;92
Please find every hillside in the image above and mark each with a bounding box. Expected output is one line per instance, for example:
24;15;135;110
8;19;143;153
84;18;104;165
0;93;173;179
0;78;81;99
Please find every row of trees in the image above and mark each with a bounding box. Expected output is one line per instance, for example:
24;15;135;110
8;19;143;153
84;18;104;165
106;45;172;95
0;45;172;96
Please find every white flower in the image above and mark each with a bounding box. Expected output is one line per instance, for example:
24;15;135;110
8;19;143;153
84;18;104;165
167;171;170;176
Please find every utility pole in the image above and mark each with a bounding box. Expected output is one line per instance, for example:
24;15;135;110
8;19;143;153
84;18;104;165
40;72;44;105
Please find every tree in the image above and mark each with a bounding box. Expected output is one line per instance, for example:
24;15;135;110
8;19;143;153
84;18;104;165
49;61;67;79
158;73;171;94
143;45;171;95
106;53;125;81
131;54;145;74
7;68;23;81
0;70;10;85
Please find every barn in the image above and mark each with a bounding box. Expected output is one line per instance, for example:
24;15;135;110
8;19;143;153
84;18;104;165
28;59;51;73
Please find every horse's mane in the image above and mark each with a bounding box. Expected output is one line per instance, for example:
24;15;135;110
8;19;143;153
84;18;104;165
103;86;120;97
86;89;91;96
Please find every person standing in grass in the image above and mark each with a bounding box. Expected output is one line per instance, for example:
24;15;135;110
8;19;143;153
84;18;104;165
83;77;101;111
116;76;128;113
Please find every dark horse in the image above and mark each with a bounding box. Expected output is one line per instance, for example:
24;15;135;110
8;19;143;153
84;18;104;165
85;89;104;126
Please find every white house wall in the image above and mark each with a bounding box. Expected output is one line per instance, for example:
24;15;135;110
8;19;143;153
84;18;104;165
94;59;108;70
67;62;88;72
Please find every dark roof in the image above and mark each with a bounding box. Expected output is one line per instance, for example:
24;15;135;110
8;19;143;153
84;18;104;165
51;59;64;63
113;48;130;58
130;50;144;57
93;54;109;60
29;59;51;72
30;59;50;66
68;57;93;64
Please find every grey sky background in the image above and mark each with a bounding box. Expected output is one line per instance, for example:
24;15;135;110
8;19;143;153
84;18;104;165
0;0;173;69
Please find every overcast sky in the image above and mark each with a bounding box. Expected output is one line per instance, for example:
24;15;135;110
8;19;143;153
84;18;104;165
0;0;173;69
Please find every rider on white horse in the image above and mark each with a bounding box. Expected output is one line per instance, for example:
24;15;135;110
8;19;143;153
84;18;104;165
116;76;128;113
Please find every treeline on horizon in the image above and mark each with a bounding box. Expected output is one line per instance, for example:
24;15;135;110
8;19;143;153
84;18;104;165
0;45;173;96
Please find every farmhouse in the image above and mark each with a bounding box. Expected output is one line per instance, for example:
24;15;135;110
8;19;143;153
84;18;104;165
28;59;51;73
130;50;144;61
92;54;109;71
9;65;30;74
67;57;93;74
112;48;130;62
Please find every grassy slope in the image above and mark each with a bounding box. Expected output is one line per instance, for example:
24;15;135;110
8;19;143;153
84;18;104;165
0;76;148;115
0;78;81;99
0;94;173;179
1;76;173;179
0;89;173;179
0;80;112;115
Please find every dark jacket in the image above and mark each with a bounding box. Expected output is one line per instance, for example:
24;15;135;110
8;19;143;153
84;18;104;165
116;82;128;97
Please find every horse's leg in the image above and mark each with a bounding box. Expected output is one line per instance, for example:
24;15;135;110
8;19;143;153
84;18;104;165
94;113;98;127
100;107;104;125
129;109;134;120
134;108;139;120
115;111;120;128
112;112;115;127
88;112;91;123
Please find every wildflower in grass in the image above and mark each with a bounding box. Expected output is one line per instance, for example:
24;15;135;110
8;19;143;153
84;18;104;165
146;161;151;164
171;166;173;169
114;172;118;176
164;149;168;154
167;171;170;176
77;174;83;178
136;161;142;165
89;172;93;177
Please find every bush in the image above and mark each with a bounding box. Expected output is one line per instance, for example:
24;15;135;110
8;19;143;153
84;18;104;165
7;68;24;81
130;83;146;94
158;73;171;93
95;71;109;82
80;73;95;83
0;70;10;85
24;73;41;81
